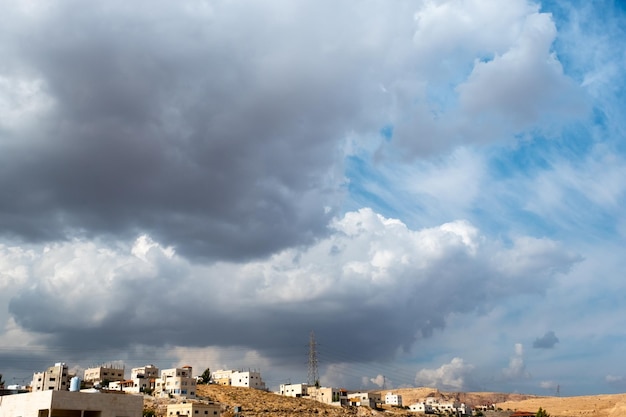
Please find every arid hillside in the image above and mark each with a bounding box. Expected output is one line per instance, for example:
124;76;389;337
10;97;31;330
195;384;392;417
144;385;626;417
496;393;626;417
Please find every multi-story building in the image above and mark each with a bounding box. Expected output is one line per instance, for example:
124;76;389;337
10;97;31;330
127;365;159;393
155;366;196;398
166;402;221;417
31;363;70;392
278;383;308;398
306;387;348;406
210;370;233;386
83;365;125;385
210;370;266;391
347;392;382;408
230;371;266;390
0;390;142;417
131;365;159;380
409;402;434;413
385;392;403;406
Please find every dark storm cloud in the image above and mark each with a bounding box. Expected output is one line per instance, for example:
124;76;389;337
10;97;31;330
0;0;393;259
4;212;579;378
533;331;559;349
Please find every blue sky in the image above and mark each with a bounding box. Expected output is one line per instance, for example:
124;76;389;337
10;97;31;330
0;0;625;396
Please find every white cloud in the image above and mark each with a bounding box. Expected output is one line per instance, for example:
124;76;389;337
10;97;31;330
412;0;539;80
456;11;585;135
415;357;475;391
3;209;578;351
502;343;530;380
369;374;386;388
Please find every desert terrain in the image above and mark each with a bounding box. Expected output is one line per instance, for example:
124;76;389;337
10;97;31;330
144;384;626;417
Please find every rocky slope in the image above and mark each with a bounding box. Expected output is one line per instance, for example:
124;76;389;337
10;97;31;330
143;384;626;417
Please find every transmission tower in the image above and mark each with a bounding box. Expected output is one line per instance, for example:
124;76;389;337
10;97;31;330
307;331;319;387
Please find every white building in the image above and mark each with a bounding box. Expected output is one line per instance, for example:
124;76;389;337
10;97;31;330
210;370;233;386
84;365;125;385
385;392;403;406
230;371;266;390
210;370;266;391
347;392;382;408
306;387;348;406
131;365;159;380
409;402;434;413
126;365;159;393
0;390;142;417
31;363;70;392
166;402;221;417
278;383;308;397
155;366;196;398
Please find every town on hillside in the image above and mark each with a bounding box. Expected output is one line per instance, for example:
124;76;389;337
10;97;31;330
0;361;487;417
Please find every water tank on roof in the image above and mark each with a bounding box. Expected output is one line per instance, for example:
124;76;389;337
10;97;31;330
70;376;81;392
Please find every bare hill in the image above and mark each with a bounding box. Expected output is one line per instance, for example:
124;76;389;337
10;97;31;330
194;385;397;417
496;393;626;417
144;385;626;417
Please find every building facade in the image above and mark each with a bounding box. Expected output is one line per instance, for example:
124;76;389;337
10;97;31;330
409;402;434;413
385;392;403;406
229;371;266;390
278;383;308;398
31;363;70;392
306;387;348;406
155;367;196;398
0;390;142;417
347;392;382;408
83;366;125;385
166;402;221;417
210;370;266;391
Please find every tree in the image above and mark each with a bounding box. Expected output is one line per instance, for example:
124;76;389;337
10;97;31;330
200;368;212;384
536;407;550;417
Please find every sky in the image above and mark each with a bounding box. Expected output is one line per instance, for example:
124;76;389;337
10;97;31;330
0;0;625;396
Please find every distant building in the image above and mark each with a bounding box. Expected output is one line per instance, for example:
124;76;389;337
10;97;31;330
278;383;308;397
347;392;382;408
385;392;403;406
230;371;266;390
210;370;266;391
0;390;142;417
84;365;125;385
210;370;233;386
31;363;70;392
166;402;221;417
409;402;434;413
155;366;196;398
131;365;159;380
126;365;159;393
306;387;348;406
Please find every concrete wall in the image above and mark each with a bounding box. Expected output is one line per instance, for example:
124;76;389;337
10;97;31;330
0;390;142;417
166;403;220;417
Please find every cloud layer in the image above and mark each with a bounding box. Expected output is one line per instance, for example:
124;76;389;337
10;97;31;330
1;0;625;396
